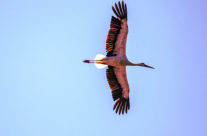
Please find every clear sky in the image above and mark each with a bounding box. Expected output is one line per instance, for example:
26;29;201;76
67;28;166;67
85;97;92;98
0;0;207;136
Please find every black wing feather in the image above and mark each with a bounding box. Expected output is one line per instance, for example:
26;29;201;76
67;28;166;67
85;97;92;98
105;1;129;115
106;1;127;57
106;66;130;115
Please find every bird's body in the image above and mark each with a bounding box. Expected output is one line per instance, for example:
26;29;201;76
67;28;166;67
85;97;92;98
83;1;154;115
102;56;128;66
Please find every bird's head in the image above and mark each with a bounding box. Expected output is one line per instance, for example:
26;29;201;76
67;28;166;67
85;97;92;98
137;63;154;69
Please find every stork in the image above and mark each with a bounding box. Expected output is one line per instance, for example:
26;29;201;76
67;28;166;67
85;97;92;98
83;1;154;115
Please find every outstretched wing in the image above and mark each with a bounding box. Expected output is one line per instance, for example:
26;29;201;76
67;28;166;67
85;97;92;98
106;66;130;115
106;1;128;57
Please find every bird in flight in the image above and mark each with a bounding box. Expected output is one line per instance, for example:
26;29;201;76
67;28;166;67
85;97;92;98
83;1;154;115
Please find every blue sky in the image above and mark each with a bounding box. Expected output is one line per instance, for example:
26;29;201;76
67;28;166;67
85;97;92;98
0;0;207;136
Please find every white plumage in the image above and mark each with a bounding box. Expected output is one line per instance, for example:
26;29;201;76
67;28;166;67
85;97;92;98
84;1;154;115
94;54;106;69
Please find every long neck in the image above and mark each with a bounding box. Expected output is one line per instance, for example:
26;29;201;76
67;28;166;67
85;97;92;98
126;61;154;69
125;61;137;66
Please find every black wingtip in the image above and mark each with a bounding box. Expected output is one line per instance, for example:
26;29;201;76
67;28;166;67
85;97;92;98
113;98;130;115
112;89;122;101
112;1;127;19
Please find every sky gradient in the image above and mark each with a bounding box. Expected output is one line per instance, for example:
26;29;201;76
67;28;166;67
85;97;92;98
0;0;207;136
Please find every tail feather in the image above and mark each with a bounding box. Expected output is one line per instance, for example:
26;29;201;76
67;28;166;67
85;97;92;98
94;54;106;69
83;54;106;69
94;54;105;60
